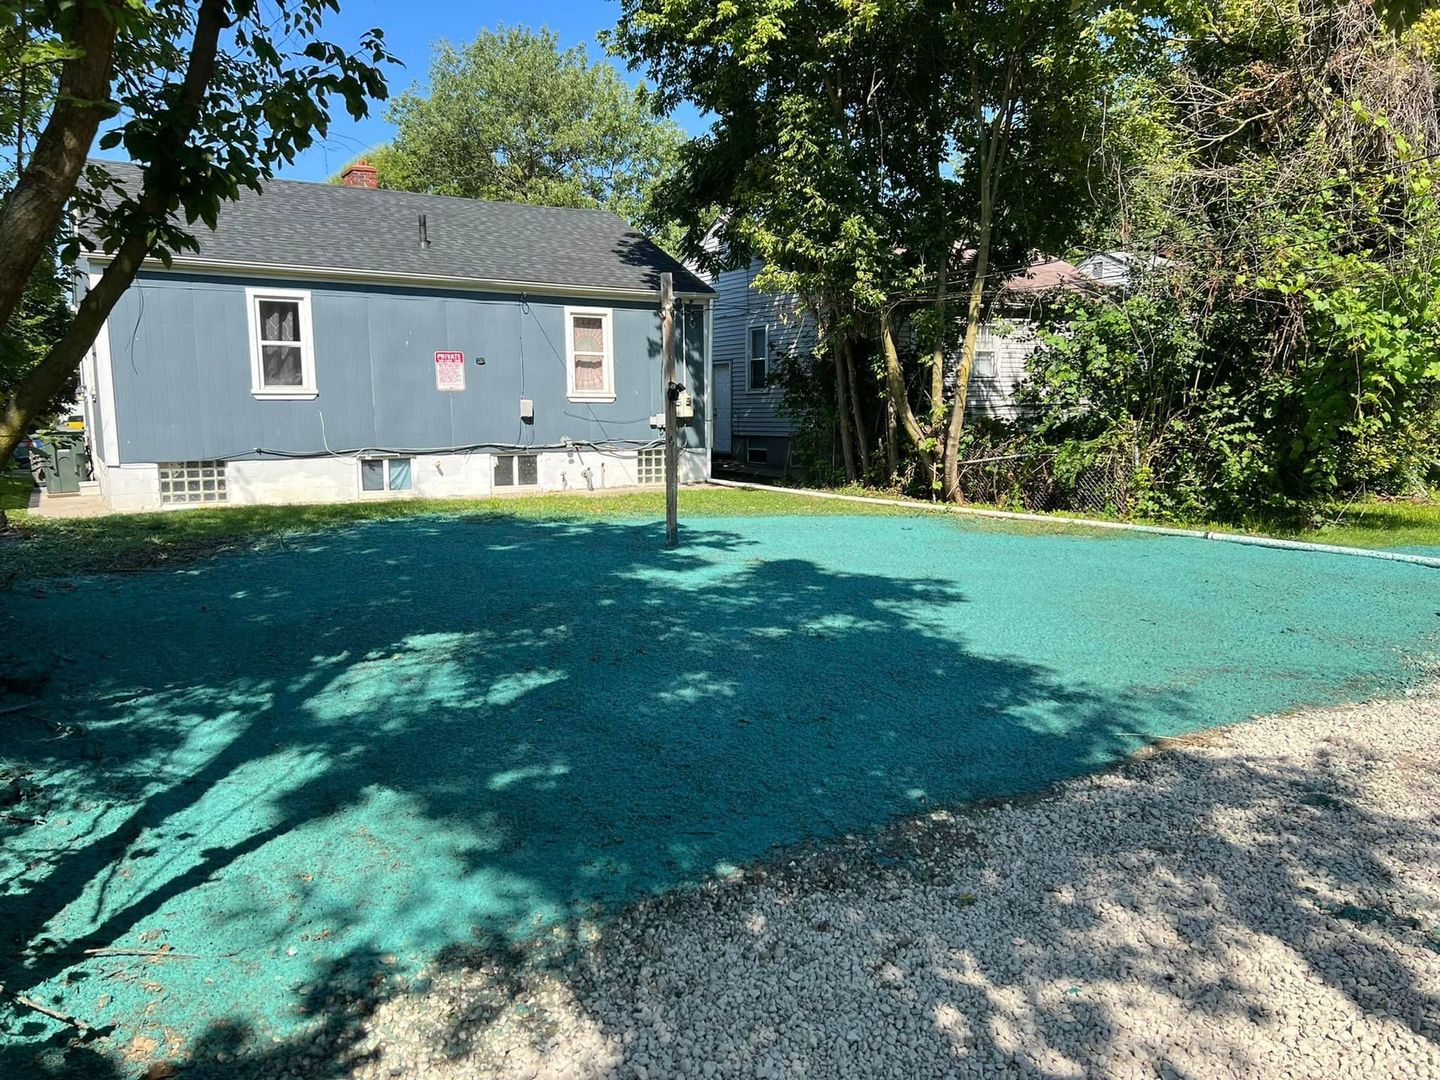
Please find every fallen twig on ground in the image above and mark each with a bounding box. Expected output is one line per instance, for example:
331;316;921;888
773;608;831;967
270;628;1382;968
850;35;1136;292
0;984;102;1033
81;945;203;960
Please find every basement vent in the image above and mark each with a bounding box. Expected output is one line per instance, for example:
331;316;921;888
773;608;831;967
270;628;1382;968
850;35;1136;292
159;461;227;505
636;448;664;485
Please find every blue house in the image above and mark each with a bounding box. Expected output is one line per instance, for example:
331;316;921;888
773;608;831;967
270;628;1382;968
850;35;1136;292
76;161;714;511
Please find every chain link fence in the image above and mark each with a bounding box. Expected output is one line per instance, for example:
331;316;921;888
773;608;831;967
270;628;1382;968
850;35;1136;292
956;447;1136;516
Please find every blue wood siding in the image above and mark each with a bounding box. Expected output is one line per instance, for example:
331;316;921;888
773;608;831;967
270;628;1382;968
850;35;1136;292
100;271;706;463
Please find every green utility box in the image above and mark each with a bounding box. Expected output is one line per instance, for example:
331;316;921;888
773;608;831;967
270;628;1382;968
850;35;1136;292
48;444;83;494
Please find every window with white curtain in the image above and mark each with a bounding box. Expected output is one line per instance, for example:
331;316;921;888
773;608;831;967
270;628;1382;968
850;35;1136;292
564;307;615;401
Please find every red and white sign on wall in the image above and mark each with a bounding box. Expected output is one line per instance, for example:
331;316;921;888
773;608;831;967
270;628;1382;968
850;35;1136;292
434;351;465;392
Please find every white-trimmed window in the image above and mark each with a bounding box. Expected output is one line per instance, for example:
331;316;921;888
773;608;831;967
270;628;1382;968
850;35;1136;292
974;349;998;380
748;325;769;389
564;307;615;402
246;287;317;398
360;457;412;493
493;454;539;487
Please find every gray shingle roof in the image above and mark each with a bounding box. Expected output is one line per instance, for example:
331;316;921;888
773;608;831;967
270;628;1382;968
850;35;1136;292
86;160;711;296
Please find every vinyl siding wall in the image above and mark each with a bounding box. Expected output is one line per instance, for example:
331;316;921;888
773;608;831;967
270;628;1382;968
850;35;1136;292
96;269;707;464
965;320;1042;421
710;261;812;439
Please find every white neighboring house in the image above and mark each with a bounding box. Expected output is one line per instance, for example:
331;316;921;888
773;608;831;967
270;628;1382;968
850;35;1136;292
965;258;1099;421
697;252;816;470
705;255;1103;455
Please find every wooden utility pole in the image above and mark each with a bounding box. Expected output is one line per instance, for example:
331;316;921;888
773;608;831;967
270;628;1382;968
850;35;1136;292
661;272;678;548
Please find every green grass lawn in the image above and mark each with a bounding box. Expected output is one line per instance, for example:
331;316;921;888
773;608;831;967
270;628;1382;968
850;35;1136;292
2;468;1437;580
0;481;930;580
1;468;33;515
1299;499;1440;551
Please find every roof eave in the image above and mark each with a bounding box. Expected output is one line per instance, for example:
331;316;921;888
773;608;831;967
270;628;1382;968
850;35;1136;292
83;253;716;301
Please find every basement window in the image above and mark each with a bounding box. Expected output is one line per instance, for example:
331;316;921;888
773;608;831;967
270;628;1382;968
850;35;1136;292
493;454;539;488
360;457;412;493
746;439;769;466
159;461;227;505
636;447;664;485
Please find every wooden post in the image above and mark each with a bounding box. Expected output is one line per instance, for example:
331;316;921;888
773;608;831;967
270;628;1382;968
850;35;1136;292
661;272;678;548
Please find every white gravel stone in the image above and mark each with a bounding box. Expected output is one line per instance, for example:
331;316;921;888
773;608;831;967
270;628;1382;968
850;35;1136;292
264;690;1440;1079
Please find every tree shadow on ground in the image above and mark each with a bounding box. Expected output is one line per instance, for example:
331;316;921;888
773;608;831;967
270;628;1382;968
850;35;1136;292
151;706;1435;1080
0;513;1430;1075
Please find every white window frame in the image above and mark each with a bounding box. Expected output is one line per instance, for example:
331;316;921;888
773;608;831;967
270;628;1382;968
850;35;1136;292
974;348;998;380
748;324;769;390
563;306;615;403
358;456;414;496
246;287;317;399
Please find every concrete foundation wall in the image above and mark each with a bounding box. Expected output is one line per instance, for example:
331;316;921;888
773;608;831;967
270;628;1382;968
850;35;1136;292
94;448;708;512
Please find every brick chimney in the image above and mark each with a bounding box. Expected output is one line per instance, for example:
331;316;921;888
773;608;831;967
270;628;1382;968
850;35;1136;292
340;160;378;189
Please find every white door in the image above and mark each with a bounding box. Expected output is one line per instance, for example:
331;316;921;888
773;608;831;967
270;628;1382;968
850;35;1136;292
712;362;732;454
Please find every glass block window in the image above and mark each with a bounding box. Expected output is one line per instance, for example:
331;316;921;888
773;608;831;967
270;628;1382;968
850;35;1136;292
637;448;664;485
360;457;411;493
159;461;227;505
494;454;539;487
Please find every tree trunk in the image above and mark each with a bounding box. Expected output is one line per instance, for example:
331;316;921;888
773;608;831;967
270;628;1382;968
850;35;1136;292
884;399;899;483
942;64;1016;503
834;338;858;484
941;206;990;503
0;1;122;333
930;265;947;426
0;0;229;498
844;337;871;479
879;307;934;477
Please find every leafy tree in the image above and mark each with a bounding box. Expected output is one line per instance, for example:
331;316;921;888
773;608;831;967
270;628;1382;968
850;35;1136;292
365;26;685;236
612;0;1124;497
1;7;72;424
0;235;74;421
1021;0;1440;518
0;0;395;502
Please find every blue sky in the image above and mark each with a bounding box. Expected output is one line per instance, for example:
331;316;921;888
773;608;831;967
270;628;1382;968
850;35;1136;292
280;0;704;182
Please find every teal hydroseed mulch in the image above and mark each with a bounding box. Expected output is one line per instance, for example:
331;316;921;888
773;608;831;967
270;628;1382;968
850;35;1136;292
2;513;1437;1069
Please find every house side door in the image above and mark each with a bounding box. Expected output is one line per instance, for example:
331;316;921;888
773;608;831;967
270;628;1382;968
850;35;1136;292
712;361;732;454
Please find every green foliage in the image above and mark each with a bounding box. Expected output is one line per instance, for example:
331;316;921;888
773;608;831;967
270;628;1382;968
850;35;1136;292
612;0;1130;491
1261;151;1440;495
771;347;848;487
0;236;73;413
1011;0;1440;522
68;0;396;269
365;26;685;242
1023;281;1273;520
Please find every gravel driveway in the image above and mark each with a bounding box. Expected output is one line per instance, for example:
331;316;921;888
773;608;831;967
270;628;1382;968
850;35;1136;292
196;688;1440;1080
